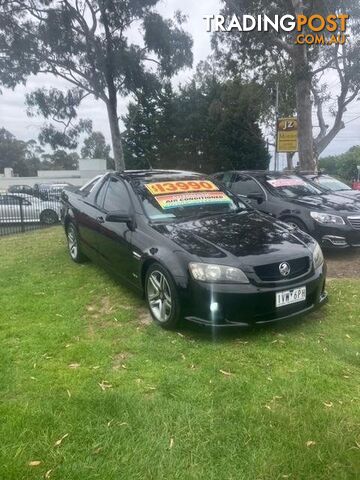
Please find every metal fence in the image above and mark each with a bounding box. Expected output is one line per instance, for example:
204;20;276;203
0;193;62;237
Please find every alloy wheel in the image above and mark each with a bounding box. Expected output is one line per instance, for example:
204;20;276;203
41;210;58;224
147;270;172;323
67;226;78;260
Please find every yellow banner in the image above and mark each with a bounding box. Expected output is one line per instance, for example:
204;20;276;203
277;117;298;153
145;180;219;196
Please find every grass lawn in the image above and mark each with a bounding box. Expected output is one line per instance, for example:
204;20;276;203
0;228;359;480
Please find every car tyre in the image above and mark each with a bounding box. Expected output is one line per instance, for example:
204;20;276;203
40;209;59;225
145;263;181;330
282;217;308;233
67;222;86;263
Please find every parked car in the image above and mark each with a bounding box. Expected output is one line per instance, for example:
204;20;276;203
0;193;61;224
61;170;327;329
7;184;35;196
302;173;360;201
34;183;72;201
213;171;360;249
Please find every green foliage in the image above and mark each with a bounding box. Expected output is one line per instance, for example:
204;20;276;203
0;127;82;175
41;150;79;170
0;128;42;176
0;0;193;167
81;131;113;169
320;146;360;181
124;76;270;172
213;1;360;161
26;88;92;150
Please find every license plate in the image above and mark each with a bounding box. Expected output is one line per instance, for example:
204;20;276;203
276;287;306;308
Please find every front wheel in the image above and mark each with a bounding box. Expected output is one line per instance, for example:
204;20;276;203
40;209;59;225
145;263;181;329
282;217;308;233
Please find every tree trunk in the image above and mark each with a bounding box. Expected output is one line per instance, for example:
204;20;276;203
291;0;315;173
286;152;294;170
106;99;125;171
100;3;125;172
293;45;315;173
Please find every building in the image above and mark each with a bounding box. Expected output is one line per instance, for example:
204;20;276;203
0;159;108;192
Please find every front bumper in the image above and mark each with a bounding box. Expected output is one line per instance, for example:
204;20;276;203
183;266;327;327
309;223;360;248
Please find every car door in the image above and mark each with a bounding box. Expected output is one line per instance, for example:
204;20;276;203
96;176;136;283
21;198;40;222
76;179;109;254
0;196;22;222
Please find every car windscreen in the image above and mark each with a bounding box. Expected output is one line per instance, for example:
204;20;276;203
265;175;323;198
132;177;247;222
314;177;351;192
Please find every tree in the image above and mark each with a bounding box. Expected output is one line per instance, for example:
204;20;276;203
123;72;270;172
319;145;360;182
0;0;193;170
0;128;42;176
213;1;360;172
41;150;79;170
81;131;112;167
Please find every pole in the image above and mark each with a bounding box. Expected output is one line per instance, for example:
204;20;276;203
274;82;279;171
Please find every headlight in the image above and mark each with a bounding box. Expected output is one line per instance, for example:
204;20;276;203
313;242;324;269
189;263;249;284
310;211;345;225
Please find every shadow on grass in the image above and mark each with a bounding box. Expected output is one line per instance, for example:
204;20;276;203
182;309;326;343
84;257;330;345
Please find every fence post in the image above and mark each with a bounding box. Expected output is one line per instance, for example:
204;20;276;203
20;198;25;233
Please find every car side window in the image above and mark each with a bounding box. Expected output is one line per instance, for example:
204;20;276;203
214;172;233;188
2;196;21;205
103;177;131;212
95;180;109;208
231;175;264;196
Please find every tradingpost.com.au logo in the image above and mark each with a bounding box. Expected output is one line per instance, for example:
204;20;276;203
204;14;350;45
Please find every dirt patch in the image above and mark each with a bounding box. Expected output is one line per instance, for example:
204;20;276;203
86;296;115;319
112;352;133;370
136;308;152;327
324;249;360;279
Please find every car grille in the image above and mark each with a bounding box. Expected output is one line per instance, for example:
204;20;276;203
254;257;311;282
348;216;360;230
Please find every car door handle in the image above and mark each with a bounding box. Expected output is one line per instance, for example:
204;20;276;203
96;216;105;224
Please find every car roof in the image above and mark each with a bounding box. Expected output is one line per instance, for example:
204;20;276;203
222;170;299;179
303;174;331;179
113;169;202;181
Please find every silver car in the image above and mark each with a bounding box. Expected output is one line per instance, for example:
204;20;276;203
0;194;61;224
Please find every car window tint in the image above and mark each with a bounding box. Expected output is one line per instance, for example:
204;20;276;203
95;180;109;208
80;177;101;195
2;196;21;205
231;175;263;195
103;178;131;212
317;177;351;191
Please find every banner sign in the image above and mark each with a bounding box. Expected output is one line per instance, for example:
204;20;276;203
154;191;232;210
276;117;298;153
145;180;219;195
267;178;305;188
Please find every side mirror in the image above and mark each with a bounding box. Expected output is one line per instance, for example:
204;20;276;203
247;192;265;204
105;211;135;229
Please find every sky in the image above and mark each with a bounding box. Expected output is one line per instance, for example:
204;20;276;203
0;0;359;162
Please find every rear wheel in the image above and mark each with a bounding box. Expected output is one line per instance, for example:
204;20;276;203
40;209;59;225
145;263;181;329
67;223;86;263
282;217;308;233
